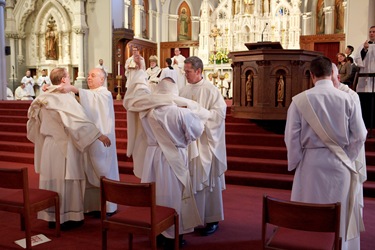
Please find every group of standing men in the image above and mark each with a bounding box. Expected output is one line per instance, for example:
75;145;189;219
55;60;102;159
27;66;119;230
123;52;227;248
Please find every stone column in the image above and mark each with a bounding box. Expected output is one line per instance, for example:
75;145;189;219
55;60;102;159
302;12;312;35
324;6;334;34
134;4;142;38
73;27;87;89
168;14;178;41
191;16;200;41
124;0;131;29
0;0;6;99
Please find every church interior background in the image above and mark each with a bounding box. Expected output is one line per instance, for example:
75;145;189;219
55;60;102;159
2;0;375;98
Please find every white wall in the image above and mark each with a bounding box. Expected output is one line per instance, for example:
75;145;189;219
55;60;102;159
346;0;374;56
86;1;112;73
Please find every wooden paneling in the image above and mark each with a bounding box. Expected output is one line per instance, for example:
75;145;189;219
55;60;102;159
300;34;346;63
159;41;199;67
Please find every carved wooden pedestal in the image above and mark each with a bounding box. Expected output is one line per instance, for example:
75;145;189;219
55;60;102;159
229;44;322;120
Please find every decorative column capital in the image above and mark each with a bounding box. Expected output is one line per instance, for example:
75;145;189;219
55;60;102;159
72;27;87;34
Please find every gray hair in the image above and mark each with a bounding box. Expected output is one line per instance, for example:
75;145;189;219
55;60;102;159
184;56;204;72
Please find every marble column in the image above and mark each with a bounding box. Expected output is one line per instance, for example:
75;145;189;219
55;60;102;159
134;4;142;38
0;0;6;99
302;12;312;35
124;0;131;29
168;14;178;41
324;6;334;34
73;27;87;89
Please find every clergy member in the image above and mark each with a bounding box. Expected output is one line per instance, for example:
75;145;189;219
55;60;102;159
60;68;120;215
172;48;186;91
27;67;111;230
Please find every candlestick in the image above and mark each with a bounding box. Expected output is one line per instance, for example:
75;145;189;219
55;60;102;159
117;61;120;76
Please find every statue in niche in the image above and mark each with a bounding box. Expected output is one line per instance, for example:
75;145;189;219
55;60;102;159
335;0;344;33
277;75;285;106
244;0;254;14
317;0;325;34
45;17;58;60
178;8;190;40
245;73;253;106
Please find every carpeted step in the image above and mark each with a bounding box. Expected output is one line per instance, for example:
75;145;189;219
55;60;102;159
366;151;375;165
365;137;375;151
0;132;30;143
367;165;375;180
118;161;134;175
226;132;285;146
0;109;28;116
226;144;287;160
225;170;293;190
226;122;271;133
364;182;375;198
0;115;28;123
0;151;34;164
114;112;127;120
0;122;26;133
227;156;290;175
115;127;127;139
0;141;34;153
0;100;31;109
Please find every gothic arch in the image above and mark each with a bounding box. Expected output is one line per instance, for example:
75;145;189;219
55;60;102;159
34;1;71;34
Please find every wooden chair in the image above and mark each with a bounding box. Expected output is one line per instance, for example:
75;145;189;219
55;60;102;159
0;167;60;249
262;195;341;250
100;177;179;250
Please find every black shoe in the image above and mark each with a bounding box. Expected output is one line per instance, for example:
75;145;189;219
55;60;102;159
163;235;186;250
106;210;117;217
60;220;84;231
201;222;219;236
48;222;56;229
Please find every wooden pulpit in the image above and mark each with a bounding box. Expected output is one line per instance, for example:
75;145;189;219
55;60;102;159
229;43;322;120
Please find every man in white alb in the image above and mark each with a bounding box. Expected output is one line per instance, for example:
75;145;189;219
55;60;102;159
96;59;108;88
285;56;367;250
15;82;33;100
172;48;186;91
125;46;146;86
123;57;211;246
354;25;375;92
27;67;111;230
37;69;52;96
61;68;120;214
180;56;227;236
21;70;35;98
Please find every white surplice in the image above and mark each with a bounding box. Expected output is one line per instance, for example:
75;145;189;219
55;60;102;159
285;79;367;250
21;76;35;97
27;89;102;223
123;70;210;238
179;78;227;224
172;54;186;91
353;43;375;92
78;86;120;213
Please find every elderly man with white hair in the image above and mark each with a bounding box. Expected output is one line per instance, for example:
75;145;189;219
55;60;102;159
123;66;210;248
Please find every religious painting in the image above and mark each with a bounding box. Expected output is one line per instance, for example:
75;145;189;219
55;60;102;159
316;0;325;34
142;0;149;39
177;2;191;41
335;0;344;33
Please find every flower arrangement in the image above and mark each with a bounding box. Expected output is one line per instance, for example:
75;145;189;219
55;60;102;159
209;49;229;64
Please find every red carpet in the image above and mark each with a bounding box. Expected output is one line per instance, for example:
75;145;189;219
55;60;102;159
0;164;374;250
0;100;375;249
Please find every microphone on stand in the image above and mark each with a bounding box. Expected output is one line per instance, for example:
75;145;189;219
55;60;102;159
261;23;268;42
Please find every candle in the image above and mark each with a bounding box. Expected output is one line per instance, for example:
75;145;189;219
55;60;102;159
117;61;120;76
221;60;223;74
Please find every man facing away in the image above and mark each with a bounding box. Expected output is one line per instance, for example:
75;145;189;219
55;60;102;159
21;70;35;98
285;56;367;250
61;68;120;215
172;48;186;91
123;65;211;247
179;56;227;236
354;25;375;92
27;67;111;230
96;59;108;88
